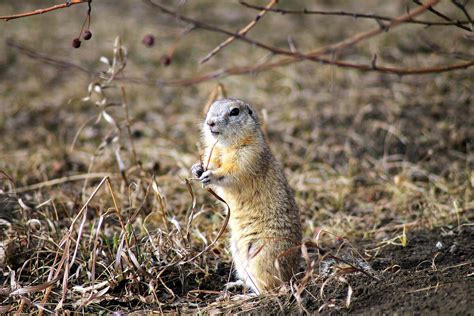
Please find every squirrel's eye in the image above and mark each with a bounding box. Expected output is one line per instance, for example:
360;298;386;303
230;108;240;116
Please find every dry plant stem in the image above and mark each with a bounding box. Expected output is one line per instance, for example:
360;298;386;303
184;178;196;241
199;0;278;64
182;139;230;263
180;188;231;264
120;86;142;171
89;215;104;294
15;298;26;315
24;177;108;308
205;139;219;171
239;1;473;28
9;276;62;297
152;176;171;231
77;1;92;38
10;172;113;193
38;252;61;316
106;178;131;251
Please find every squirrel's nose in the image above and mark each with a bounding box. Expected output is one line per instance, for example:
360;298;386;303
206;118;216;127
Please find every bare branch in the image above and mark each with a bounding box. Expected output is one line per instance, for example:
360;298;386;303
6;39;95;76
239;1;473;29
413;0;472;31
199;0;278;64
9;0;474;87
451;0;474;30
145;0;442;64
0;0;86;21
10;38;473;88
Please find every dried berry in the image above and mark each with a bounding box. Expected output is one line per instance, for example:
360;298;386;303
160;55;171;66
72;38;81;48
83;30;92;40
142;34;155;47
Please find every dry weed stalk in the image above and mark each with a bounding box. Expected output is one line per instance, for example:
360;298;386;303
185;138;231;264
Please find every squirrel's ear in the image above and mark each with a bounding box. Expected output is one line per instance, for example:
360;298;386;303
247;105;253;116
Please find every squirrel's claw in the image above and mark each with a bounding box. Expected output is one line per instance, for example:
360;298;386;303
199;170;212;186
191;163;204;178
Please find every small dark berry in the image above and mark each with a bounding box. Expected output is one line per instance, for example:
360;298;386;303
83;30;92;40
160;55;171;66
72;38;81;48
142;34;155;47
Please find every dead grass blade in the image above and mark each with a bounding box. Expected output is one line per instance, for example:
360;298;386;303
9;277;61;296
11;172;113;193
180;188;230;264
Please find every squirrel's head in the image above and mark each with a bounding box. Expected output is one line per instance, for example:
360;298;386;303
204;98;260;147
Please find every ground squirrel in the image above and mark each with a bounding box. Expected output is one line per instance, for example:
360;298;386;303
192;98;302;294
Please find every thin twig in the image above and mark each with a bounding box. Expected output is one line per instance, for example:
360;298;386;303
239;1;473;28
451;0;473;30
6;39;95;76
413;0;472;31
180;188;230;264
0;0;86;21
200;0;278;64
106;178;131;251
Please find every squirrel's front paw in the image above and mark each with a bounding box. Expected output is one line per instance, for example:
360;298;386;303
199;170;213;186
191;163;204;178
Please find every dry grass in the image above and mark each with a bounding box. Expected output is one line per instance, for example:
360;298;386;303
0;0;473;313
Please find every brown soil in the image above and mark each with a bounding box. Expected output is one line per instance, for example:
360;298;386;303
347;226;473;315
182;225;474;315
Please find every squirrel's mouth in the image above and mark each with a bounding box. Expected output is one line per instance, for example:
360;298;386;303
209;128;220;136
